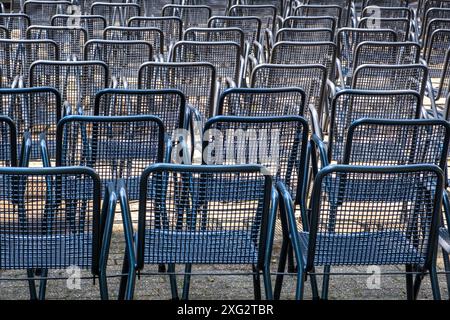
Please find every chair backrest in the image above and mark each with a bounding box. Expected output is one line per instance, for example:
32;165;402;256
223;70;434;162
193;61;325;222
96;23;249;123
103;26;164;56
301;0;352;27
343;119;450;170
352;64;428;97
0;115;17;167
127;16;183;51
363;0;409;7
217;87;306;117
0;166;102;273
56;115;165;197
361;6;412;19
29;60;109;116
328;89;422;163
294;4;342;28
208;16;262;46
0;39;59;87
0;13;30;39
358;17;410;41
51;14;107;40
275;28;334;42
90;2;141;27
94;88;187;137
162;4;211;29
83;40;152;89
425;29;450;79
26;26;88;60
303;165;443;271
23;0;71;26
421;8;450;41
203;116;308;201
170;41;241;87
250;64;327;120
183;27;245;51
133;164;274;268
354;41;420;70
282;16;337;34
138;62;215;122
422;18;450;54
228;4;277;32
0;87;61;160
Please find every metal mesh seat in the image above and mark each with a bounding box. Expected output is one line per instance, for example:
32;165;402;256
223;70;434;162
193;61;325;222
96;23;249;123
26;26;88;60
90;2;141;27
94;88;187;138
103;27;164;58
0;39;59;87
228;4;277;33
162;4;211;29
51;14;107;40
84;40;152;89
23;1;71;26
29;60;109;116
170;41;242;89
358;17;410;41
361;6;413;19
55;115;165;198
282;16;337;34
0;13;30;39
275;28;334;42
138;62;215;123
0;87;61;161
294;5;342;28
328;90;421;164
183;27;245;51
127;17;183;54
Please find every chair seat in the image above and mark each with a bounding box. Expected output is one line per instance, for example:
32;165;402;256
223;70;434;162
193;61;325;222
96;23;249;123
143;229;258;265
0;233;92;269
298;230;425;267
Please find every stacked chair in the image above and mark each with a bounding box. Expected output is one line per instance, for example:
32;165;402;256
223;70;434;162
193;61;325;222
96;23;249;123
1;0;450;302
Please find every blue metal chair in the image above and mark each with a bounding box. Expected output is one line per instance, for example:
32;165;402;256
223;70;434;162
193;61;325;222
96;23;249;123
51;14;107;40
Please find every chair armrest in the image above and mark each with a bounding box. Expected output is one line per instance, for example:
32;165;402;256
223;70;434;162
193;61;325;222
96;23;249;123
310;133;330;169
118;181;137;271
253;40;265;64
309;105;323;139
63;101;72;117
10;75;19;89
335;58;345;88
39;132;51;168
19;131;32;168
265;28;274;55
164;135;172;163
225;77;237;89
263;186;279;273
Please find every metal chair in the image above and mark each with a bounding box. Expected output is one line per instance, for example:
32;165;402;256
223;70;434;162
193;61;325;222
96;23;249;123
361;6;413;19
84;39;152;89
358;17;411;41
51;14;107;40
279;164;444;300
162;4;212;29
299;0;353;27
0;166;114;300
117;164;277;300
29;60;109;116
420;8;450;44
363;0;410;7
0;39;60;87
90;2;141;27
274;28;334;43
282;16;337;34
26;26;88;60
183;27;245;51
23;0;71;26
422;18;450;54
424;29;450;81
294;4;342;28
227;4;277;33
0;13;30;39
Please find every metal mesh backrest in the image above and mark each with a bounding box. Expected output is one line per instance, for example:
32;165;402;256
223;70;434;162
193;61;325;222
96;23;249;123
329;90;421;163
302;0;351;26
51;14;107;40
228;0;285;16
270;42;336;79
23;1;71;26
103;27;164;56
0;14;30;39
275;28;333;42
203;117;308;198
94;89;186;137
251;64;327;120
354;42;420;70
282;16;336;34
127;17;183;52
423;18;450;54
363;0;409;7
294;5;342;28
0;26;9;39
138;62;215;122
26;26;88;60
422;8;450;39
57;116;164;197
0;167;101;271
218;88;305;117
425;29;450;78
0;116;17;167
183;27;245;50
137;165;271;266
228;5;276;32
90;2;141;27
162;5;211;29
361;6;412;19
208;16;262;46
30;61;108;116
307;166;442;269
171;41;241;88
358;17;410;41
84;40;152;89
0;40;59;87
0;88;61;160
337;28;397;80
352;64;428;96
435;48;450;99
344;119;450;169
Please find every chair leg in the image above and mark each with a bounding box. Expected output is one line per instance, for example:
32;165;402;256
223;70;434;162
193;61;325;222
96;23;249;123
182;264;192;300
295;269;305;300
252;265;262;300
99;270;109;300
406;265;414;300
118;251;129;300
412;272;424;300
309;269;319;300
430;263;442;301
441;248;450;298
287;243;296;273
168;264;179;300
38;269;48;300
27;269;37;300
321;265;331;300
263;265;273;300
274;236;289;300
